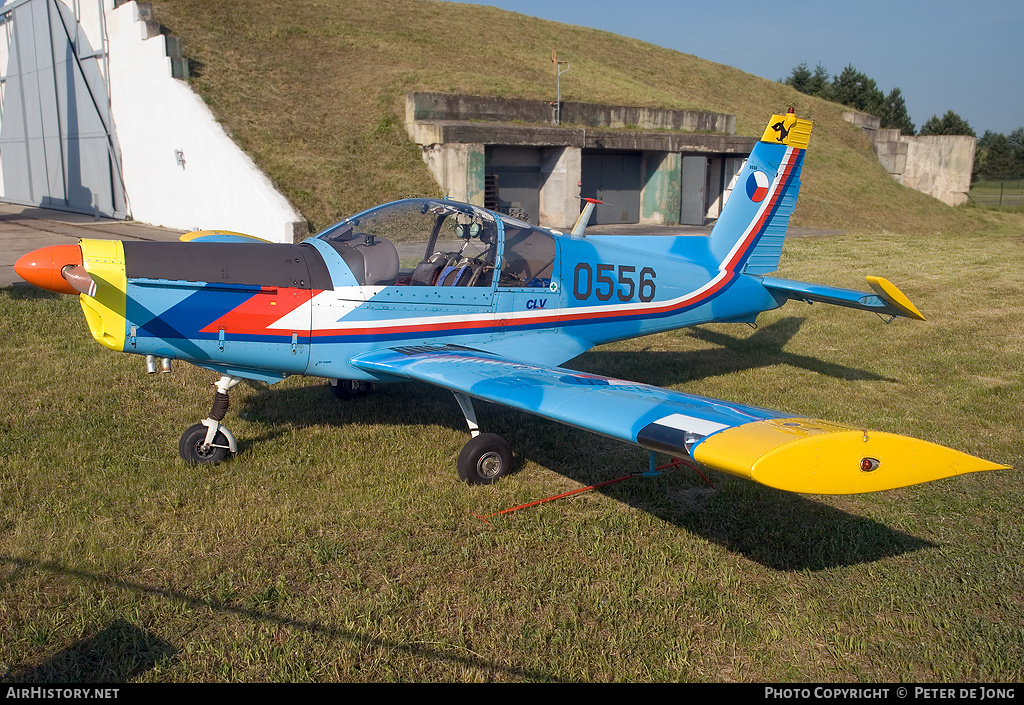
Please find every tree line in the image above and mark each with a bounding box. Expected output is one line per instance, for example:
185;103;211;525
783;62;1024;181
783;62;918;133
976;129;1024;181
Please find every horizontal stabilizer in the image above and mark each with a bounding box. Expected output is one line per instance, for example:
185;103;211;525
760;275;925;320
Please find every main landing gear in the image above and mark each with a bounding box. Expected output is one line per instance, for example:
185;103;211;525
453;392;513;485
328;378;372;400
179;375;240;464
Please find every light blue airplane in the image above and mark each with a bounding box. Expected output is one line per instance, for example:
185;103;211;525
16;110;1007;494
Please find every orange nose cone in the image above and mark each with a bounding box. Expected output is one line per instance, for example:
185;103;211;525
14;244;85;295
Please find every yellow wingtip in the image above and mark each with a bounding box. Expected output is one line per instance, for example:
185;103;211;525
866;275;926;321
693;418;1007;495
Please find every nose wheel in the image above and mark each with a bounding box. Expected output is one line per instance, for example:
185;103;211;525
179;375;240;464
179;423;231;464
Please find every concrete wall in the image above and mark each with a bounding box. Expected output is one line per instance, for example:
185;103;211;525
871;128;976;206
899;135;976;206
842;111;881;131
408;91;736;134
844;110;976;207
0;0;306;242
539;147;581;229
420;142;485;205
107;1;306;241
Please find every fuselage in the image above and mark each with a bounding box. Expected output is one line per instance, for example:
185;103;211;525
37;199;781;385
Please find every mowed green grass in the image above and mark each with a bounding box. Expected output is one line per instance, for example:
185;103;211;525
1;222;1022;682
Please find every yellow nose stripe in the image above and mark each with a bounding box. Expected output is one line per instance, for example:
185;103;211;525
78;239;127;352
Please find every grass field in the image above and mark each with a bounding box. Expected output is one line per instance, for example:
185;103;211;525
1;218;1022;682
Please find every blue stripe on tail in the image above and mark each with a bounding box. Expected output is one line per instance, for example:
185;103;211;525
707;141;806;274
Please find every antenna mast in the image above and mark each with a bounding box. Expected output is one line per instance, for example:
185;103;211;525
551;50;570;125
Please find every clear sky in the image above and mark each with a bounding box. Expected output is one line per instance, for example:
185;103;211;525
447;0;1022;137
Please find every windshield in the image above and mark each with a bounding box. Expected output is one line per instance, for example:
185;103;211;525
496;216;556;288
316;199;500;288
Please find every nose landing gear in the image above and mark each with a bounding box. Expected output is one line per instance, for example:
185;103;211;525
179;375;240;464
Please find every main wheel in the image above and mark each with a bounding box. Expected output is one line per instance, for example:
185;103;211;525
328;379;372;400
178;424;230;464
457;433;513;485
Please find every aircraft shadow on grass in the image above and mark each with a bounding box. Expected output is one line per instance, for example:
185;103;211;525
0;556;558;683
573;316;895;386
239;317;932;572
0;617;176;684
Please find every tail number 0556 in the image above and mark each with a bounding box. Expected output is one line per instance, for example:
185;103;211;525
572;263;656;303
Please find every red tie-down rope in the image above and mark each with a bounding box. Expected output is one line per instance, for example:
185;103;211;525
471;457;714;524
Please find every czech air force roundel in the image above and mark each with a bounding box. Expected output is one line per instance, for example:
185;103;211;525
746;170;770;202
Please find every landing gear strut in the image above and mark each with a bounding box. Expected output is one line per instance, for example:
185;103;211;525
453;392;513;484
328;378;372;400
179;375;240;464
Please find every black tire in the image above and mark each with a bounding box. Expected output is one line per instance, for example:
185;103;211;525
457;433;513;485
328;379;372;400
178;423;230;464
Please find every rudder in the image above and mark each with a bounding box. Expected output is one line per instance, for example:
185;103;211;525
707;110;813;274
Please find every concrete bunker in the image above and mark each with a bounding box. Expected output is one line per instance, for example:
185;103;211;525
406;92;757;230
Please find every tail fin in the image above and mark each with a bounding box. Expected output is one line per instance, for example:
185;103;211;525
708;110;813;274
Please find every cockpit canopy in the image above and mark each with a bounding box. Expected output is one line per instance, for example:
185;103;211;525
314;199;555;289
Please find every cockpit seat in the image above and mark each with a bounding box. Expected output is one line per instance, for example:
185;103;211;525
327;234;399;286
411;252;447;286
438;263;471;287
354;235;399;286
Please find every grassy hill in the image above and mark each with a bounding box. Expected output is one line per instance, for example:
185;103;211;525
148;0;985;235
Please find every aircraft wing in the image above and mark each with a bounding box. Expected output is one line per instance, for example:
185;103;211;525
352;346;1006;494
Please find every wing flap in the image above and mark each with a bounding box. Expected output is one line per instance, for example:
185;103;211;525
352;346;1007;494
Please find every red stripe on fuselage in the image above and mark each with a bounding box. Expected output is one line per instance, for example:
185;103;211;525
199;287;318;336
